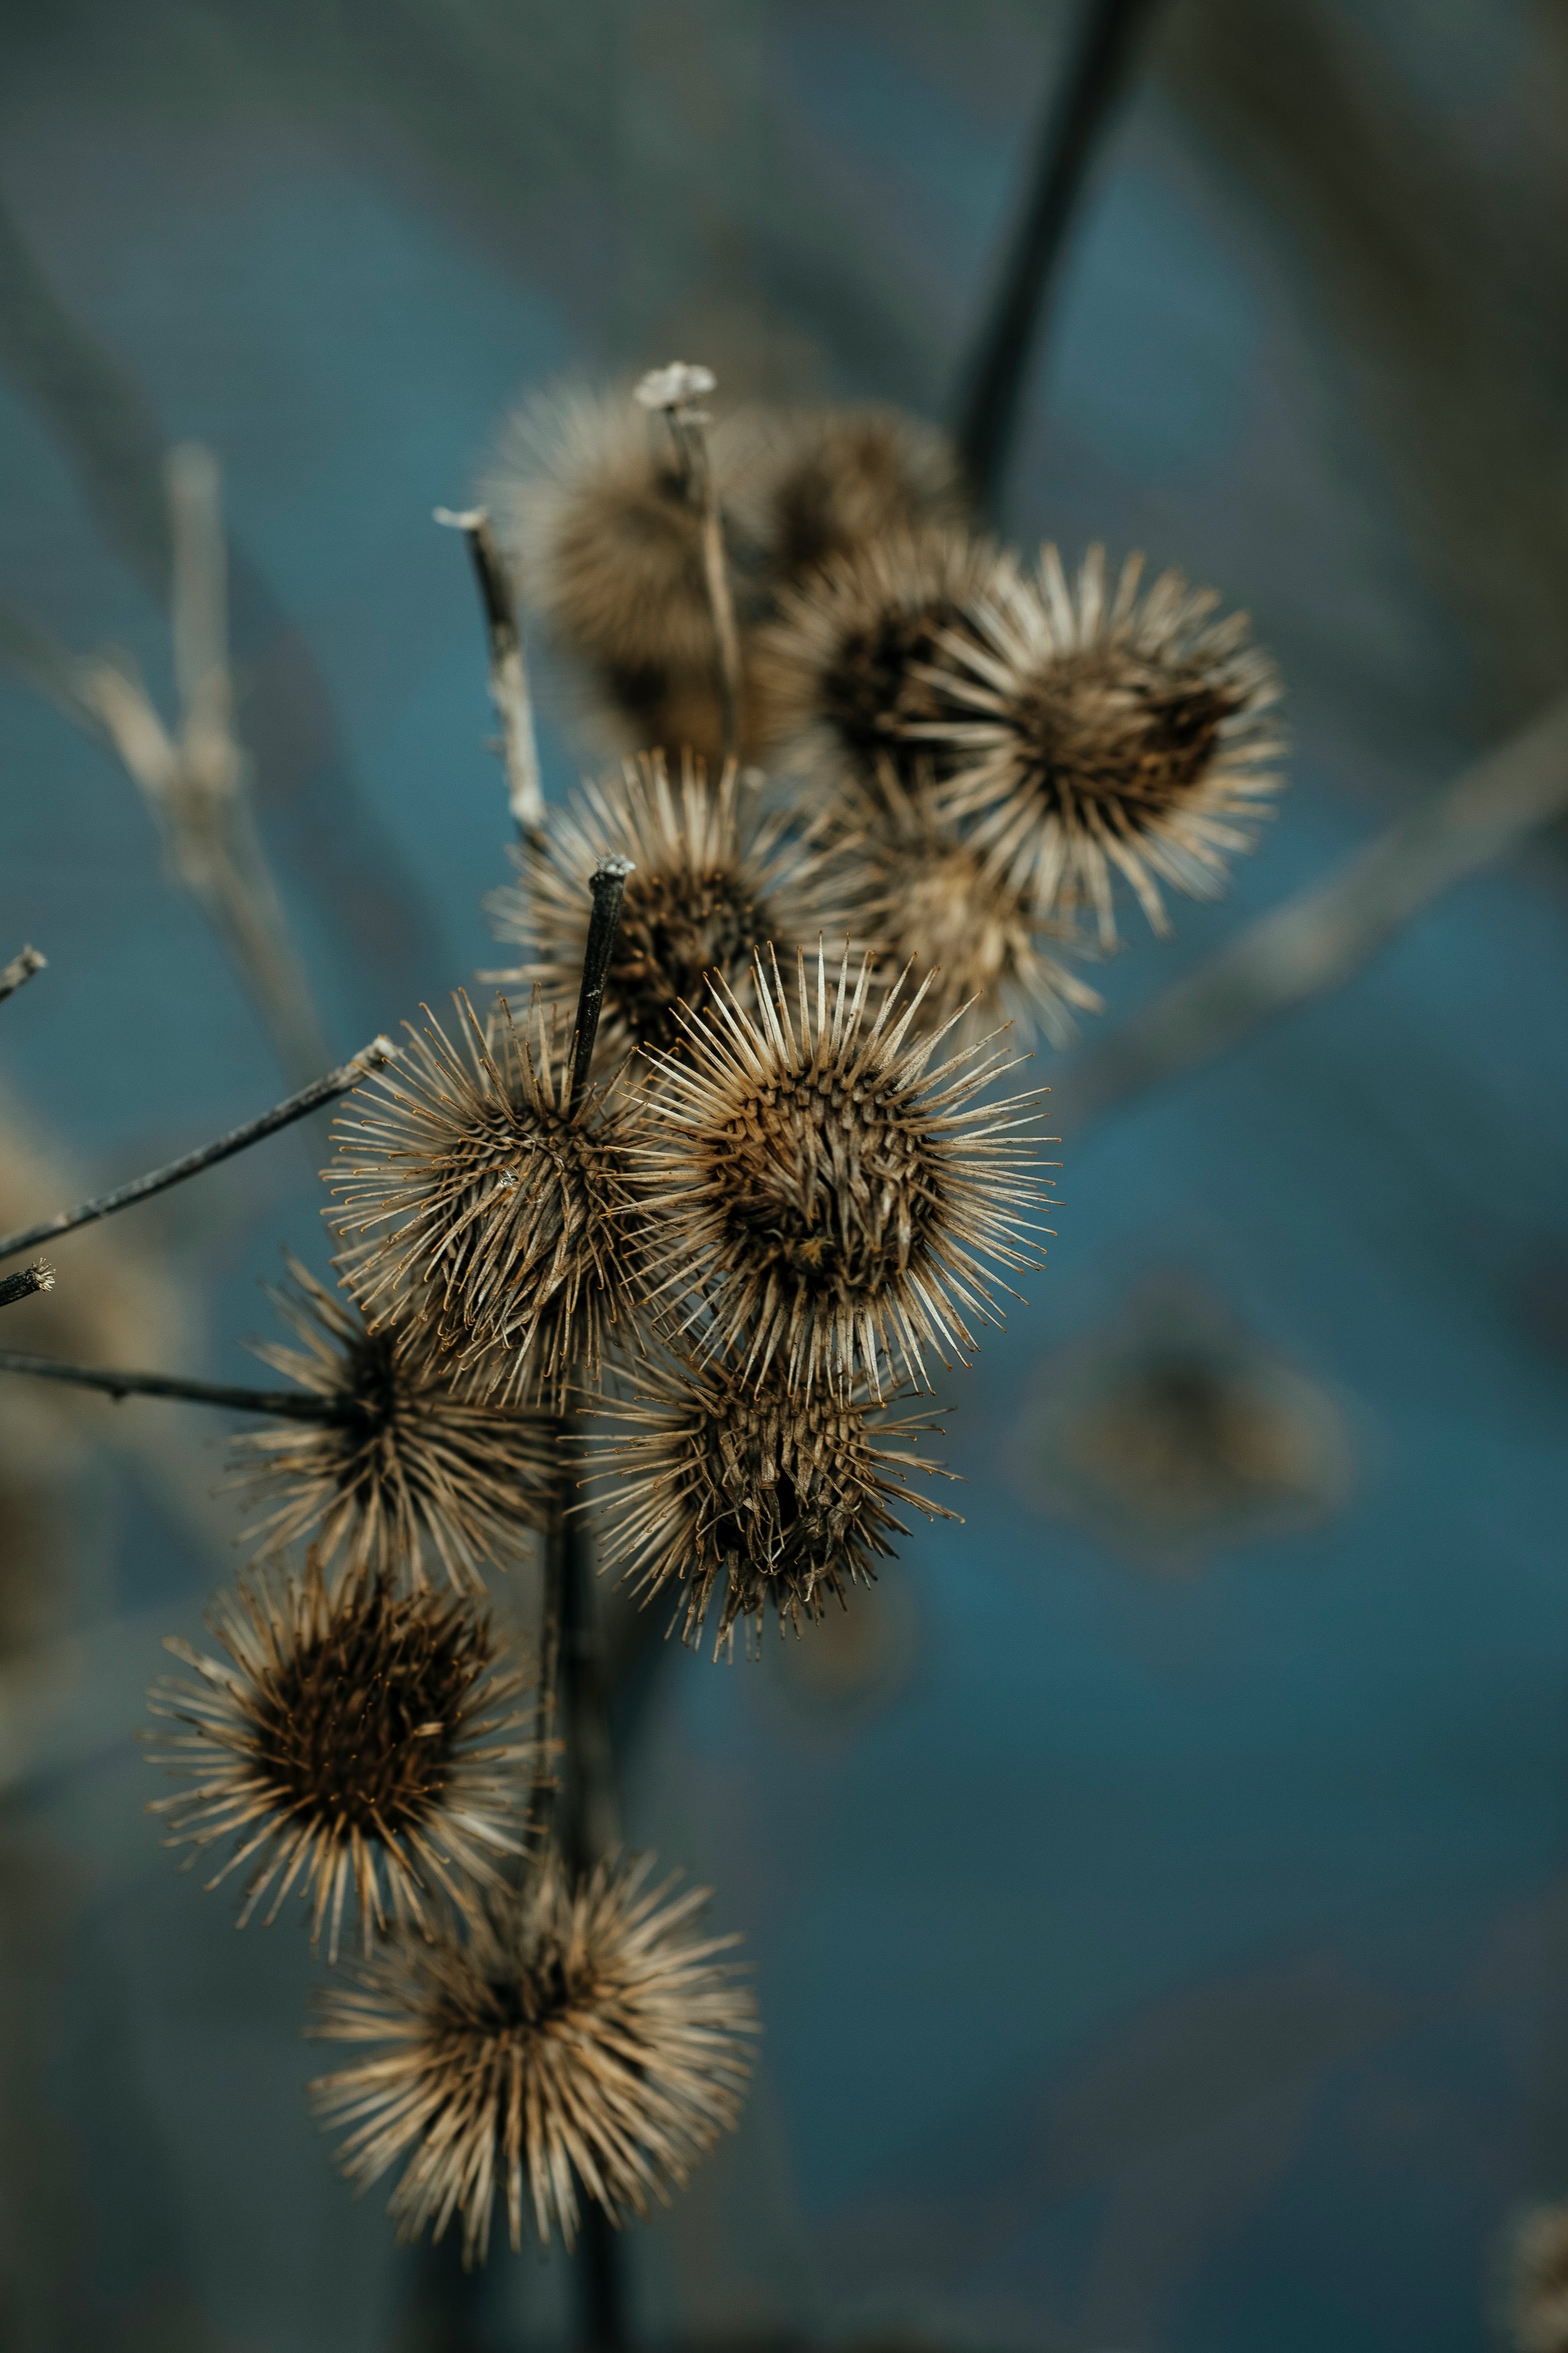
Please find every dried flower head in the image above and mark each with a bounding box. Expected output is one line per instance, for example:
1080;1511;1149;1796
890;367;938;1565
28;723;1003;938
750;530;997;795
585;1352;959;1658
145;1564;534;1960
485;750;839;1070
923;544;1284;944
226;1257;559;1591
835;760;1102;1047
326;993;640;1409
730;405;966;593
636;945;1055;1397
484;384;715;685
1508;2201;1568;2353
308;1852;756;2261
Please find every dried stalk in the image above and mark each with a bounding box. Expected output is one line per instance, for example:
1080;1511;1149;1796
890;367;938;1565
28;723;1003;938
0;945;44;1004
0;1035;395;1264
1057;689;1568;1133
636;364;741;766
955;0;1163;516
436;504;545;836
0;1349;354;1420
0;1263;53;1312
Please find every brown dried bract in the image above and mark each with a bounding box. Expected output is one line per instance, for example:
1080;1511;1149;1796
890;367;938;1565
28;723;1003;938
584;1351;960;1658
634;944;1057;1398
145;1564;535;1961
921;543;1284;945
308;1852;757;2261
226;1257;559;1592
325;993;641;1410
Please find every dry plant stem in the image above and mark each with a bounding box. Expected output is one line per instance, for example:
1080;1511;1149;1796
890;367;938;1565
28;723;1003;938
436;505;545;837
1055;687;1568;1132
0;1262;53;1311
0;1035;396;1265
0;1348;356;1421
669;409;741;767
956;0;1163;515
0;945;44;1004
569;856;635;1102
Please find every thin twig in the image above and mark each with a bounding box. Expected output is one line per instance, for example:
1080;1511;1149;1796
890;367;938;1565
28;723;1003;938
569;856;634;1102
634;365;741;766
1056;689;1568;1133
0;1349;358;1420
436;506;545;837
0;1262;54;1311
954;0;1163;517
0;1034;397;1264
0;945;45;1005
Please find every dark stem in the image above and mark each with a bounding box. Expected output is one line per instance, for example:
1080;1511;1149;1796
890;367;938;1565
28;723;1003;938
436;506;544;838
0;1261;53;1311
954;0;1162;517
531;1504;567;1856
559;1512;621;1876
569;857;634;1103
577;2202;628;2353
0;1349;363;1420
0;945;44;1004
0;1034;396;1265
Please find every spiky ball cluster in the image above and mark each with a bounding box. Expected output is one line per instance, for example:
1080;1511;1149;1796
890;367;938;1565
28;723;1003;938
308;1853;757;2261
228;1259;559;1591
635;945;1055;1398
486;751;835;1068
145;1564;534;1960
751;530;997;792
586;1353;958;1656
923;544;1284;944
326;993;639;1408
729;405;965;598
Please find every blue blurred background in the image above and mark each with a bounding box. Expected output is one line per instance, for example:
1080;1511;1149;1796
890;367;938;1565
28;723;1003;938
1;3;1567;2348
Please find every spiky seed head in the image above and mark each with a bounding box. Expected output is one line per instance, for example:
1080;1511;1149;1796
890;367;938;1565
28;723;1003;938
226;1257;559;1593
145;1565;535;1962
1508;2202;1568;2353
325;993;641;1410
634;944;1057;1398
921;543;1285;945
308;1852;757;2262
749;530;999;795
833;759;1102;1048
483;384;716;680
727;405;966;592
584;1351;960;1659
485;750;843;1071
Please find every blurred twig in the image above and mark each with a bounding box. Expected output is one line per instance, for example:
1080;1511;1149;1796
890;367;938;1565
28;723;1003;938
0;948;44;1006
955;0;1162;518
1057;692;1568;1131
435;505;546;836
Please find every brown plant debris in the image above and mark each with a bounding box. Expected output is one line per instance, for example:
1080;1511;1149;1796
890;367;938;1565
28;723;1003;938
325;993;641;1410
585;1351;959;1658
308;1851;757;2261
634;944;1056;1397
145;1564;535;1961
922;544;1284;945
750;530;999;795
833;759;1102;1047
485;750;841;1068
1508;2200;1568;2353
226;1257;559;1591
729;405;967;594
483;383;716;683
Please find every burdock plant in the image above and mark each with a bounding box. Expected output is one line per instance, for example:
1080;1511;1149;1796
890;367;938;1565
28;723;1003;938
0;351;1284;2309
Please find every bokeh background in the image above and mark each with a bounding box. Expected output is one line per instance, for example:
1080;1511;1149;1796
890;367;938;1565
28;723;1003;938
2;3;1567;2348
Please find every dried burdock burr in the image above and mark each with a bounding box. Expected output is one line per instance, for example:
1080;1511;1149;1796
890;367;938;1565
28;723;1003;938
636;943;1057;1398
835;758;1102;1047
226;1257;559;1592
485;749;841;1070
308;1851;756;2262
729;404;968;594
145;1564;536;1962
325;990;641;1410
750;529;998;797
584;1350;960;1658
921;543;1284;945
1508;2200;1568;2353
